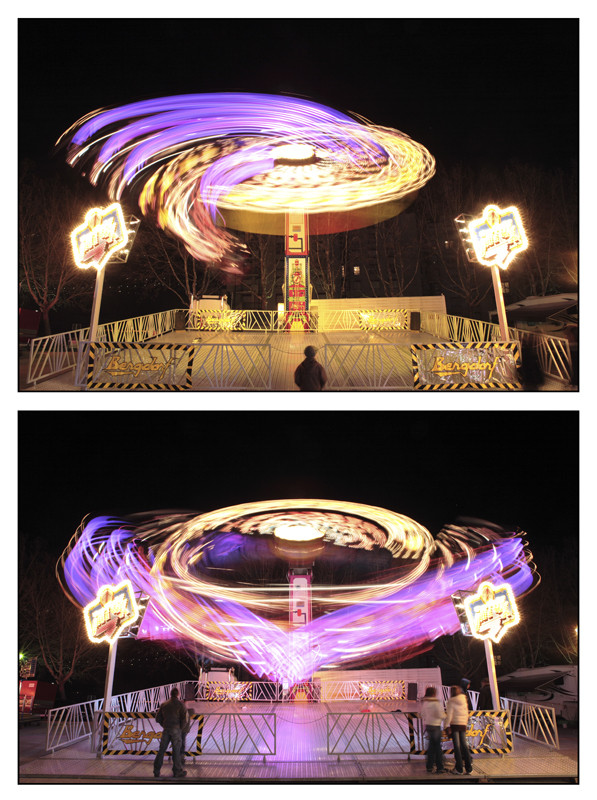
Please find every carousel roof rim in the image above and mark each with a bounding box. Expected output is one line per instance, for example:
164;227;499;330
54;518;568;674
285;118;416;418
218;192;419;235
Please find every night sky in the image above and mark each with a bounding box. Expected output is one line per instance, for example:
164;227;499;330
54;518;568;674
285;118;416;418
19;17;578;171
18;410;578;566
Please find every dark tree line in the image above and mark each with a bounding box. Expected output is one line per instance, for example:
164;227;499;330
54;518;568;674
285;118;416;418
19;158;577;333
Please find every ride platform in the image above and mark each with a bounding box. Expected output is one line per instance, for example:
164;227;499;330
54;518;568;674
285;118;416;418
19;700;578;784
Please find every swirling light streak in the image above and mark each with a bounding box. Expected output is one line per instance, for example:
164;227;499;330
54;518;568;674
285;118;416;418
57;501;537;685
58;93;435;270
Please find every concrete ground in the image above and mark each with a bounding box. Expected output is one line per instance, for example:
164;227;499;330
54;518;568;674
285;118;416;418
19;709;578;785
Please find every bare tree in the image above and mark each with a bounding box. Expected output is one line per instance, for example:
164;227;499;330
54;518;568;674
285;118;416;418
238;232;282;308
135;224;223;306
19;538;101;701
19;161;98;334
372;213;424;296
310;230;349;299
432;634;487;682
418;164;493;311
502;163;578;298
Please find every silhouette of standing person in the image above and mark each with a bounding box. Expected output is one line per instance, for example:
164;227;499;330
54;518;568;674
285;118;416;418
153;688;187;779
294;345;327;391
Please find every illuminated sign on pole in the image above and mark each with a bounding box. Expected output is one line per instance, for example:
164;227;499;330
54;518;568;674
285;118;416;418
462;204;528;342
71;203;129;271
463;581;520;644
84;580;139;644
71;202;132;348
460;580;520;711
84;580;139;758
468;205;528;271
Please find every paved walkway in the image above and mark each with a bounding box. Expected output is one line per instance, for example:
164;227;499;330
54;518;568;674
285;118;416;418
19;705;578;784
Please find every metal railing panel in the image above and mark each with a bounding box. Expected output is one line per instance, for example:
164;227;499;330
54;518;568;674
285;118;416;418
98;709;276;757
516;329;573;384
501;697;559;749
243;310;276;331
75;341;272;390
46;698;102;752
320;681;365;701
327;711;412;755
186;307;412;333
191;344;271;389
27;329;85;384
188;309;245;331
324;343;413;389
201;713;276;755
409;709;513;754
318;308;409;332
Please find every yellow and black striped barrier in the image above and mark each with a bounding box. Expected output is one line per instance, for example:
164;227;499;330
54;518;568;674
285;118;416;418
205;681;253;701
411;341;521;390
101;711;204;756
408;710;513;755
359;680;407;701
88;343;194;390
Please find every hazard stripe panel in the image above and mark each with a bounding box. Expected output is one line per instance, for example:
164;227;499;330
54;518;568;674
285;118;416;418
88;343;194;390
407;710;513;754
411;341;521;390
101;711;204;756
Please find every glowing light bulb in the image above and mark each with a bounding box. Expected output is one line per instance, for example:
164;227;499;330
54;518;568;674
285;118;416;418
273;522;323;542
272;144;316;163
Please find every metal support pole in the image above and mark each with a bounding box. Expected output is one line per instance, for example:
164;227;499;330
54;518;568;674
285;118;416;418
96;637;119;758
484;638;501;711
491;264;510;341
88;266;106;343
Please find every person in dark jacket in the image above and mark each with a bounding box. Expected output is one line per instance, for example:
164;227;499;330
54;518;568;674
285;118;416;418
478;677;494;710
460;676;472;709
153;688;187;778
294;345;327;391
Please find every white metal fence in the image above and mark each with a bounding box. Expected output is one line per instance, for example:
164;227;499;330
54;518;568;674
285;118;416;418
189;309;319;332
46;680;187;753
26;310;180;385
196;681;281;702
45;679;560;755
501;696;560;749
327;710;413;755
313;308;410;332
26;307;576;388
420;312;574;386
324;343;413;389
198;712;276;756
187;308;410;333
190;343;271;389
100;709;276;757
76;341;272;390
